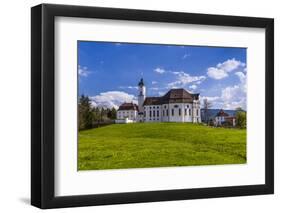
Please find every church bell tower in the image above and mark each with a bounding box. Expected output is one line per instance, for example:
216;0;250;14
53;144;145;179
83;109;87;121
138;78;146;119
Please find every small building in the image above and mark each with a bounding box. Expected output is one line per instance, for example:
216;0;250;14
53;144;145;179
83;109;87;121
214;109;236;127
116;103;138;123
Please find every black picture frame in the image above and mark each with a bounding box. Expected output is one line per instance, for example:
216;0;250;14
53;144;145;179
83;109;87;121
31;3;274;209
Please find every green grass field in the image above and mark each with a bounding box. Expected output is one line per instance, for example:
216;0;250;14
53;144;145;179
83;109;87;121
78;123;246;170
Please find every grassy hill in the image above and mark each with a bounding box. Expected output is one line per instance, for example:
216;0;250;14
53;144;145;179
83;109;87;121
78;123;246;170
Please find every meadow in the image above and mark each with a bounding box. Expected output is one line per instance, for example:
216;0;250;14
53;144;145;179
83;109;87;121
78;123;246;170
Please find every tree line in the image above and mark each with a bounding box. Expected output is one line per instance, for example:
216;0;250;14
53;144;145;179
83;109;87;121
79;95;117;130
79;96;246;130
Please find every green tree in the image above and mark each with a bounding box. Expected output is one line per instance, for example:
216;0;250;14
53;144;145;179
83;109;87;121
78;95;93;130
202;98;212;125
100;107;106;121
236;111;246;129
107;107;117;120
91;107;99;122
235;107;243;111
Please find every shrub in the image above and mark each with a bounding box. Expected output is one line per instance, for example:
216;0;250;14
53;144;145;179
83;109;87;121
236;111;246;129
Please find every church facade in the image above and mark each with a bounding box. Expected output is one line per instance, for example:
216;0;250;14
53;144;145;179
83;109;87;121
117;78;201;123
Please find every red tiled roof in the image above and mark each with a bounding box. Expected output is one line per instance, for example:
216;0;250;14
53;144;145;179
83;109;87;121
143;97;162;105
117;103;138;111
216;109;229;117
225;116;235;121
143;89;199;106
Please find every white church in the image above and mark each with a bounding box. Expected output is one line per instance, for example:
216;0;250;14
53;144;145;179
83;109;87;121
116;78;201;123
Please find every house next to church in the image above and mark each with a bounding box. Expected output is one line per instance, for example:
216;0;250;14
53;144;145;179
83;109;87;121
116;78;201;123
214;109;236;127
116;103;138;123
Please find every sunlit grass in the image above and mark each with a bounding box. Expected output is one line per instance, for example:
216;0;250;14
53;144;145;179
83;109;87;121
78;123;246;170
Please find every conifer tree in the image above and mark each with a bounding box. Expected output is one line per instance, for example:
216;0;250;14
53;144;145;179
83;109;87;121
78;95;93;130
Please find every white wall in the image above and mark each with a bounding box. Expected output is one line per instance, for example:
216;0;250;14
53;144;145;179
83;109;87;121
144;105;162;122
144;103;196;122
168;103;192;122
0;0;280;212
117;110;138;121
138;85;146;114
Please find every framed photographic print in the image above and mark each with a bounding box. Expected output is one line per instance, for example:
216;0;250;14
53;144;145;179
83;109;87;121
31;4;274;209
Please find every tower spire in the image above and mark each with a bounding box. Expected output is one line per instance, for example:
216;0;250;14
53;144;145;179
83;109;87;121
138;78;144;87
137;77;146;122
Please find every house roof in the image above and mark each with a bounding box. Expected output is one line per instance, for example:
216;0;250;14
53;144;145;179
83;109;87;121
143;97;162;105
216;109;229;117
162;89;199;103
143;88;199;106
117;103;138;111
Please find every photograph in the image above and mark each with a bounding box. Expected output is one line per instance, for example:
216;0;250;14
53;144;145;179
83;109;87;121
77;41;247;171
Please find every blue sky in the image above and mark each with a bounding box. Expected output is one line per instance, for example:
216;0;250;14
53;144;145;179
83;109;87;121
78;41;247;110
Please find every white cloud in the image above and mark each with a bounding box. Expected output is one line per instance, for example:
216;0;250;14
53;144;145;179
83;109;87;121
200;96;221;108
158;91;165;96
234;71;246;92
217;58;245;72
119;86;138;90
167;71;206;88
128;86;138;89
182;53;190;59
78;65;91;77
151;81;158;85
235;71;246;82
221;87;246;109
207;58;246;80
150;87;160;91
200;96;223;109
220;70;247;109
207;67;228;80
221;85;240;101
90;91;137;109
200;96;220;102
189;84;197;90
201;70;247;110
154;67;166;74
